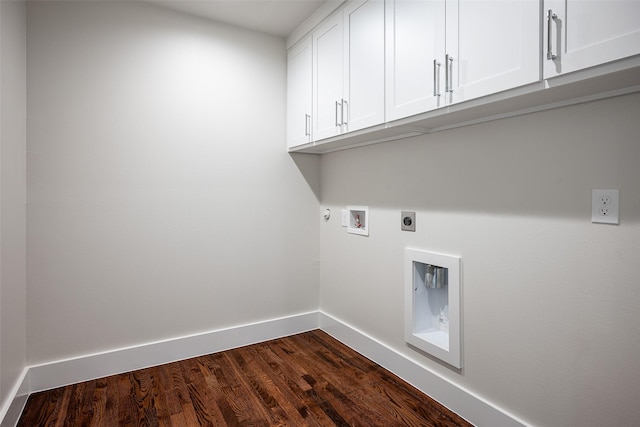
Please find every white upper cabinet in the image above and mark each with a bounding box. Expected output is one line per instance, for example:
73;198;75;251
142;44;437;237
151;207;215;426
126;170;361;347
313;0;385;141
313;12;345;141
345;0;385;132
544;0;640;78
450;0;541;102
287;36;313;149
386;0;540;121
385;0;445;121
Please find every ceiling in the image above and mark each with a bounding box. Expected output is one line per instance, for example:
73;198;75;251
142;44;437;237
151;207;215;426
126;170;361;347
146;0;327;37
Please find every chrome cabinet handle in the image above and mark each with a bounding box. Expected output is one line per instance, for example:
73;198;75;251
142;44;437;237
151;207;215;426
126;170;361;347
335;101;341;127
304;114;311;137
433;59;441;97
445;54;453;93
342;99;348;125
547;10;557;60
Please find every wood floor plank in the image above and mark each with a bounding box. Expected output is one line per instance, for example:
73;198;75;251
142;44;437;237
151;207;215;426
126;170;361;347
180;358;223;426
17;330;474;427
165;361;191;413
91;380;108;426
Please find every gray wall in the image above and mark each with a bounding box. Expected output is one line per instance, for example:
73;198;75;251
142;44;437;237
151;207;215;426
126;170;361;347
319;92;640;426
0;0;27;413
26;1;320;364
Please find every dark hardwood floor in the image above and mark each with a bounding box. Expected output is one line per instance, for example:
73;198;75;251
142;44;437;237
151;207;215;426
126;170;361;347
18;330;472;426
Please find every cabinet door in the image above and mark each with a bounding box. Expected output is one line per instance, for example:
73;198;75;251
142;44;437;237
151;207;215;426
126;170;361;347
544;0;640;78
385;0;445;121
313;13;344;141
344;0;385;132
448;0;540;103
287;37;313;149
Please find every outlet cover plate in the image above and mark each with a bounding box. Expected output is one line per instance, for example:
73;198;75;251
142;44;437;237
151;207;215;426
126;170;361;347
401;211;416;231
592;189;619;224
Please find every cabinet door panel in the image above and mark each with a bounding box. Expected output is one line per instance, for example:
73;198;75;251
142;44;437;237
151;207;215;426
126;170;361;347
386;0;445;121
287;37;312;149
313;14;344;141
345;0;385;131
450;0;540;102
544;0;640;78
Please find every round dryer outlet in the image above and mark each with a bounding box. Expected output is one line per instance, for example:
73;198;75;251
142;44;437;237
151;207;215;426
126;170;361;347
401;211;415;232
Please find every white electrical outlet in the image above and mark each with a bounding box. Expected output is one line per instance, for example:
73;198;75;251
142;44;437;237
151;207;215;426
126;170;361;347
592;189;619;224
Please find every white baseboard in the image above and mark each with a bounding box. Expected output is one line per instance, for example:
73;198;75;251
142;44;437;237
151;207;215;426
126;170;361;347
0;368;29;427
319;312;531;427
2;310;529;427
27;311;319;393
